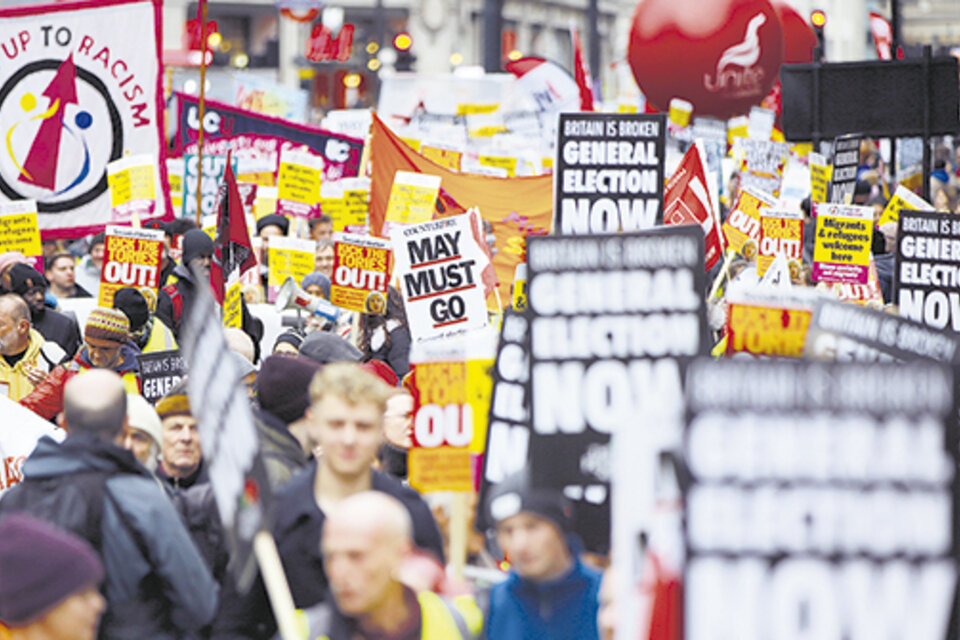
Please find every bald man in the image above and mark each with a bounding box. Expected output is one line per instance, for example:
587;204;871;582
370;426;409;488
0;293;64;400
0;370;218;640
290;491;482;640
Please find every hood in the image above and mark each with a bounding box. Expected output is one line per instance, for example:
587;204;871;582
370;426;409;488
22;433;150;481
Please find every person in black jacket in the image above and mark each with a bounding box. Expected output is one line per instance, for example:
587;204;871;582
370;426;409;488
156;229;263;361
357;287;411;379
8;263;81;358
154;381;229;587
212;363;444;639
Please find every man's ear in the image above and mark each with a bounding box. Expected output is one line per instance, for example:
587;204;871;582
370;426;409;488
56;412;67;431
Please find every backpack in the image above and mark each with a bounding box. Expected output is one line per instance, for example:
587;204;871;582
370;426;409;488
0;470;111;551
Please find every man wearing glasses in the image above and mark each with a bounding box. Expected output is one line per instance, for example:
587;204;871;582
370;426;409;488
20;307;141;421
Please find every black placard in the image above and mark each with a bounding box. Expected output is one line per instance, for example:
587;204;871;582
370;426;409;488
682;358;958;640
829;133;862;204
807;299;960;365
526;226;707;553
895;210;960;332
476;309;531;533
555;113;666;235
137;350;186;404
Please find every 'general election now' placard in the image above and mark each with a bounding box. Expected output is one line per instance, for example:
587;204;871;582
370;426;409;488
896;209;960;331
555;113;665;235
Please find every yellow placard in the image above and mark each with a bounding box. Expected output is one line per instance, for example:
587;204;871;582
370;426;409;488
877;185;930;227
98;226;164;308
238;171;277;187
409;361;472;493
478;154;517;177
0;208;41;257
466;356;494;455
384;171;441;226
266;237;315;288
329;233;391;313
277;151;322;215
726;304;811;358
456;103;499;116
400;137;422;152
408;448;472;493
223;280;242;328
812;203;873;284
253;187;279;220
109;162;155;208
342;186;369;230
757;211;804;276
421;145;462;171
809;152;831;204
722;187;775;256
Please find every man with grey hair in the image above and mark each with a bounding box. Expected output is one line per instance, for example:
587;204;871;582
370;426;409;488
292;491;483;639
0;370;218;639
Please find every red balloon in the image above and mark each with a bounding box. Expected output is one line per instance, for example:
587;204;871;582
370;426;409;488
772;0;817;63
628;0;783;119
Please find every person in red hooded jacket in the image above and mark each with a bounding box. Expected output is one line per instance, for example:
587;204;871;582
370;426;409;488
20;307;140;421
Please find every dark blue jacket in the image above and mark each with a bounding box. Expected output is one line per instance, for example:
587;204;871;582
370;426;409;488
9;434;218;640
486;557;602;640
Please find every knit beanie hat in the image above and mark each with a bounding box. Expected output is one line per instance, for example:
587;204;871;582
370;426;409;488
113;287;150;333
257;355;321;424
301;271;331;300
8;263;47;294
299;332;362;366
273;328;306;353
486;472;572;535
256;214;289;236
155;378;191;418
181;229;214;266
84;307;130;344
0;513;104;626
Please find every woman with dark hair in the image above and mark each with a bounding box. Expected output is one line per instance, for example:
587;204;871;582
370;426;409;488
357;286;411;378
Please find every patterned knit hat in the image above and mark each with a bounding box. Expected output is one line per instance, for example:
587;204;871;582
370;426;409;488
84;307;130;344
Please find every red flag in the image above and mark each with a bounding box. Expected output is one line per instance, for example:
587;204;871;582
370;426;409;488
210;155;257;303
869;12;893;60
663;143;723;271
571;24;594;112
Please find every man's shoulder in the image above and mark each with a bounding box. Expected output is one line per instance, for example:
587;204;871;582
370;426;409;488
370;469;427;506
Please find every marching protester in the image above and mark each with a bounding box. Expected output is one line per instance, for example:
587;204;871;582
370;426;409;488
214;363;444;638
19;307;141;420
74;232;105;296
309;214;334;242
113;286;178;353
0;513;106;640
272;327;306;356
155;381;229;588
483;474;602;640
296;491;483;640
0;371;218;639
7;263;81;358
253;354;321;489
157;229;264;361
357;287;412;379
45;253;92;300
0;294;65;401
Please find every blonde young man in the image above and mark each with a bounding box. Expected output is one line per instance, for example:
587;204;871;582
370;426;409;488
214;363;444;639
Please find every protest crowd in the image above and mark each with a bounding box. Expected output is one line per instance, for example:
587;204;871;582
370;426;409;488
3;0;960;639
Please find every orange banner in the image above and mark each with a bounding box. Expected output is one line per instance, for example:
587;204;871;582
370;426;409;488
369;113;553;306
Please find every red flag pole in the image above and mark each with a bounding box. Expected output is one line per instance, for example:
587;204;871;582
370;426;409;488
196;0;208;226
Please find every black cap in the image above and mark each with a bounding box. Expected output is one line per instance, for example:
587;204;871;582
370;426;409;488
256;214;289;236
7;263;46;294
486;471;572;534
181;229;214;265
113;287;150;332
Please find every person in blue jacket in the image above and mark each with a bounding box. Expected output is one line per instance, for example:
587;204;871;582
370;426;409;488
485;476;602;640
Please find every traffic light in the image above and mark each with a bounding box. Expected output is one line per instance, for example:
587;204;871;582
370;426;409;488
810;9;826;61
